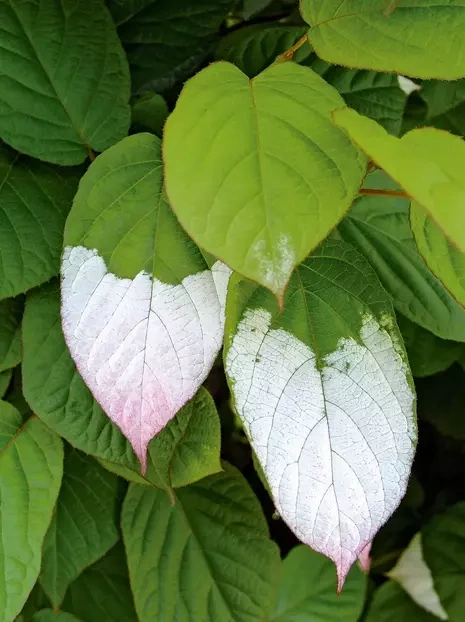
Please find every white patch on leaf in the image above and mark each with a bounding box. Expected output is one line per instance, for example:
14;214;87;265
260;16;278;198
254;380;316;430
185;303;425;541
387;533;448;620
61;246;231;470
226;308;416;589
252;233;295;295
397;75;422;95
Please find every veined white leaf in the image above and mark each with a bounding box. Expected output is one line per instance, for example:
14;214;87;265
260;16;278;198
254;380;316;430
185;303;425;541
224;241;416;589
61;246;230;470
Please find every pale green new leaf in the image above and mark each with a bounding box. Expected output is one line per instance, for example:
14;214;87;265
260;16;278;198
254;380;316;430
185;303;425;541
339;171;465;342
164;61;366;298
302;1;465;79
365;582;441;622
270;546;366;621
0;145;79;299
40;451;120;607
0;0;130;165
0;417;63;622
122;463;281;622
0;296;22;371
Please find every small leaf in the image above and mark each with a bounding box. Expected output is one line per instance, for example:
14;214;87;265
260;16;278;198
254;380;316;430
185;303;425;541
0;0;130;165
0;370;12;398
270;545;366;621
131;93;169;136
33;612;82;622
164;61;366;299
301;1;465;80
0;295;23;371
224;239;417;588
40;451;120;607
122;463;281;622
61;133;231;468
0;417;63;622
365;582;442;622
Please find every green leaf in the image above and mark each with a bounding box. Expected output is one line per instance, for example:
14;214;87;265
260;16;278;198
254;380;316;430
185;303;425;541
270;545;366;621
122;463;281;622
333;108;465;257
100;387;221;493
61;132;231;467
0;0;130;165
242;0;275;19
22;280;137;467
0;145;79;299
0;295;22;370
164;61;366;299
0;370;12;398
410;203;465;309
420;79;465;136
397;315;462;377
0;417;63;622
0;399;22;451
365;582;441;622
40;451;120;607
302;1;465;80
33;612;82;622
224;239;416;588
62;544;138;622
108;0;234;92
18;583;51;622
131;92;169;136
422;502;465;619
338;171;465;342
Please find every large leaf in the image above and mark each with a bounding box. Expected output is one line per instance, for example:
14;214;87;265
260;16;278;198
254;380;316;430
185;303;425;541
0;0;130;165
164;61;366;299
333;109;465;257
122;463;281;622
0;417;63;622
40;451;120;607
100;387;221;494
62;544;138;622
270;545;366;621
338;171;465;342
108;0;234;92
365;582;442;622
420;79;465;136
301;1;465;79
0;295;22;370
61;132;230;468
0;145;79;299
224;239;417;588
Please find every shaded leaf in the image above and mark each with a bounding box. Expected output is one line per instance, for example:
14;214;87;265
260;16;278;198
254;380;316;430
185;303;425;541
420;79;465;136
0;295;22;370
365;582;441;622
0;370;12;398
33;612;82;622
131;92;169;136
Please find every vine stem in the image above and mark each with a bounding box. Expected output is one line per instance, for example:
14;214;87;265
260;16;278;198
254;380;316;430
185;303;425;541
276;34;309;61
358;188;409;199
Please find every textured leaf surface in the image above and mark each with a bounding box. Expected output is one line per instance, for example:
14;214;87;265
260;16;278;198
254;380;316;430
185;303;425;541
411;203;465;309
365;582;441;622
23;281;136;467
225;239;416;587
302;1;465;79
122;463;281;622
339;171;465;342
0;0;130;164
270;545;366;621
0;145;79;299
334;109;465;257
100;387;221;492
0;296;22;371
164;61;365;298
40;451;120;607
109;0;233;92
0;417;63;622
62;544;138;622
62;133;230;467
420;79;465;136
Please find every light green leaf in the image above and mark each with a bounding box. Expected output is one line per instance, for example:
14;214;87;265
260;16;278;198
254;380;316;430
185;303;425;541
0;0;130;165
131;92;169;136
0;400;22;451
365;582;441;622
122;463;281;622
333;108;465;257
270;545;366;621
0;145;79;299
22;281;137;467
422;502;465;619
420;79;465;136
108;0;234;92
0;295;22;371
224;239;416;588
33;612;82;622
100;387;221;493
0;370;12;398
164;61;366;298
61;132;230;467
411;203;465;309
40;451;120;607
397;315;462;377
302;1;465;79
0;417;63;622
62;544;138;622
339;171;465;342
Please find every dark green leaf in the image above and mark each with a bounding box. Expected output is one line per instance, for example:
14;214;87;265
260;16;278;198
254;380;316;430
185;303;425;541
0;295;22;370
131;92;169;136
365;582;440;622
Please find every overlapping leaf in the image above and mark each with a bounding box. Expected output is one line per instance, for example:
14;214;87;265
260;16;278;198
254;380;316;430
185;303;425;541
365;582;441;622
0;295;22;371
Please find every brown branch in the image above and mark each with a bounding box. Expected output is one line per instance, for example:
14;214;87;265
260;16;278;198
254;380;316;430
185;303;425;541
358;188;409;199
276;34;308;62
